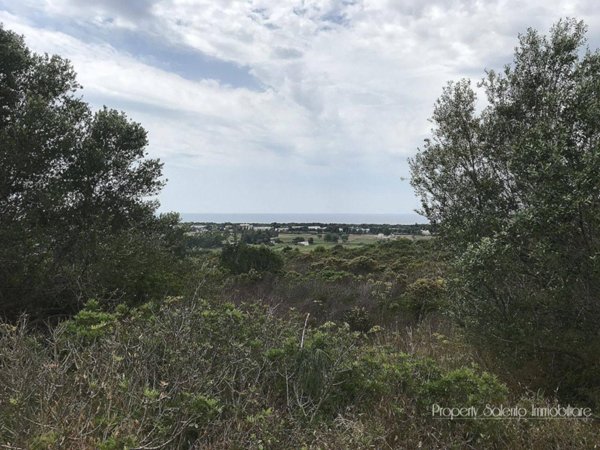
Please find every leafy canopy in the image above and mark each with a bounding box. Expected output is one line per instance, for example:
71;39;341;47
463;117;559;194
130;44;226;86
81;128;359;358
410;19;600;406
0;25;180;317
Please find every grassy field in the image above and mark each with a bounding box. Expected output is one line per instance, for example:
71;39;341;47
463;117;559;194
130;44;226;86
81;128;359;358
272;232;430;252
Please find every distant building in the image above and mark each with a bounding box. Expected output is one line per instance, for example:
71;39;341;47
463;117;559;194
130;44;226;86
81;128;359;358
239;223;253;230
421;229;431;236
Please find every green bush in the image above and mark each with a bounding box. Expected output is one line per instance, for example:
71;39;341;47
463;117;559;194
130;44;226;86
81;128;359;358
343;306;371;332
346;256;380;275
398;277;447;320
66;299;117;341
220;243;283;274
420;367;508;409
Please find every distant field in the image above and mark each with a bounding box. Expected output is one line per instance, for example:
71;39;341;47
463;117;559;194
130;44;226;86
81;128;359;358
272;232;428;252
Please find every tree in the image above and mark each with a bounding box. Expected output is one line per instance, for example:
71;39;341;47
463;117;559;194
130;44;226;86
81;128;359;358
410;19;600;405
220;243;283;274
0;26;181;317
324;233;339;243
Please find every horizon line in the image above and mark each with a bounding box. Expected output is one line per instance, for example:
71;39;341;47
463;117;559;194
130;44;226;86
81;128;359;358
176;212;422;215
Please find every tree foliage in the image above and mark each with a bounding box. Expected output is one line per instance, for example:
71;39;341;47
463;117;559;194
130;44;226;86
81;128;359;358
220;243;283;275
410;19;600;405
0;26;183;317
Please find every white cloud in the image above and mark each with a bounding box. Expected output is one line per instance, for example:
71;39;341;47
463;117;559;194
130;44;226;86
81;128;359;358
3;1;600;212
0;10;318;168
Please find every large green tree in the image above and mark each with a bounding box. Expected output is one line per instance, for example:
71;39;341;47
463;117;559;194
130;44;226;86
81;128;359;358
410;19;600;405
0;26;184;317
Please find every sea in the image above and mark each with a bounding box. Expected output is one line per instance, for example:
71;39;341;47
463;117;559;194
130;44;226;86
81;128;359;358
179;213;427;225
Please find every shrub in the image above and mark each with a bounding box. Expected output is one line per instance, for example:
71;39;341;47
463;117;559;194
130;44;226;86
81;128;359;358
220;243;283;274
420;367;508;409
343;306;371;332
399;277;447;320
346;256;380;275
0;298;598;448
66;299;117;341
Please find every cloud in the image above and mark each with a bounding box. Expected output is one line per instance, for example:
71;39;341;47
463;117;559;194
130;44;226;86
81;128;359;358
3;1;600;213
0;10;316;168
41;0;161;28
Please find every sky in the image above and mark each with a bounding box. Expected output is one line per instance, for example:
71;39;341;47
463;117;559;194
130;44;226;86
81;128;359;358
2;1;600;215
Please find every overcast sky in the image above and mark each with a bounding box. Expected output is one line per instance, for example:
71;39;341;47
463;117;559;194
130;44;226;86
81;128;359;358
2;1;600;215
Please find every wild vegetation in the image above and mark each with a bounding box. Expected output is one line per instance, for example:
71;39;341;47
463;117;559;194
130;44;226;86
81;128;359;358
411;18;600;409
1;19;599;450
0;27;187;321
